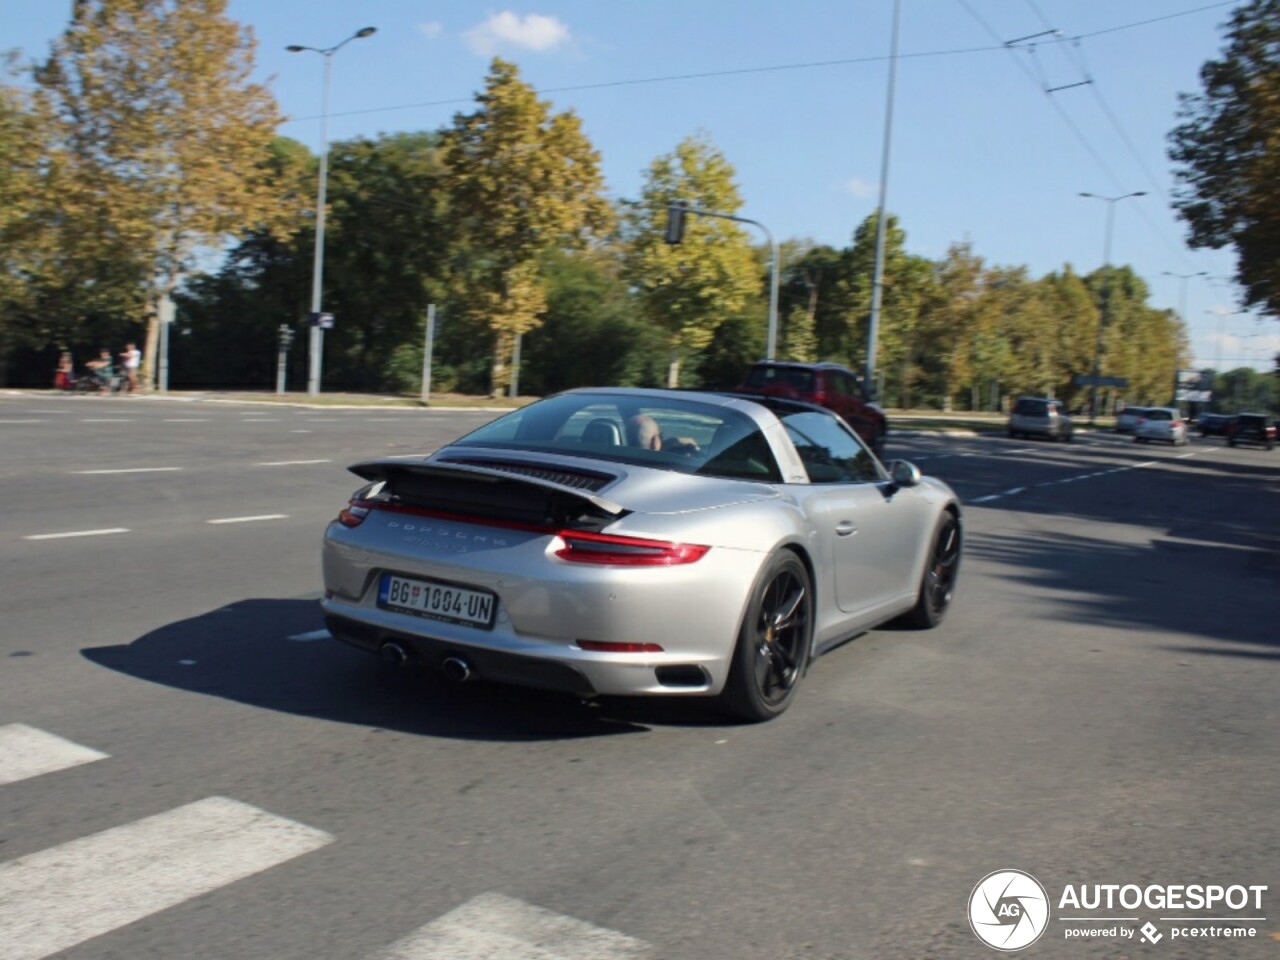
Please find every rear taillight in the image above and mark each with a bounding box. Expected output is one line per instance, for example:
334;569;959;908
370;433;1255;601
337;500;372;528
554;531;709;566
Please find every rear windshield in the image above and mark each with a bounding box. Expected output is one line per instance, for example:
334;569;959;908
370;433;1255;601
1014;399;1049;416
1145;409;1172;421
454;393;782;482
742;365;816;393
1238;414;1266;426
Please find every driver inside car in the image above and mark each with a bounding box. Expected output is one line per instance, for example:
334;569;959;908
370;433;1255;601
625;414;700;454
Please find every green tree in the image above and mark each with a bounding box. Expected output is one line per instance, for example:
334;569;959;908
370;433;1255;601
445;58;612;393
621;134;760;387
837;212;933;404
32;0;293;384
1169;0;1280;317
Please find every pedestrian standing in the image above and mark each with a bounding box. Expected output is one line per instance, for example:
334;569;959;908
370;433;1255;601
120;342;141;394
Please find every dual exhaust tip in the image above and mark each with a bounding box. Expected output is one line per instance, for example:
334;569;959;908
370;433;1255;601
380;642;473;683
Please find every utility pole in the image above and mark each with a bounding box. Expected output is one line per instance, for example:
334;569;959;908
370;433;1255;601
1079;191;1145;424
866;0;902;399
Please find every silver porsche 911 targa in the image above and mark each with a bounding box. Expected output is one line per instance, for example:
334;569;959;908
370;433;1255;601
322;388;961;721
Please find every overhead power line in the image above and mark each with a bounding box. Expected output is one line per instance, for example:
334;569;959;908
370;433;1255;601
284;1;1236;125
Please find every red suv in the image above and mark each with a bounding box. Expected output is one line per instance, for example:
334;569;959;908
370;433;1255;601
737;361;888;455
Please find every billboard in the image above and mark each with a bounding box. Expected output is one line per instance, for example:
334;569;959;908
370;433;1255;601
1175;369;1213;403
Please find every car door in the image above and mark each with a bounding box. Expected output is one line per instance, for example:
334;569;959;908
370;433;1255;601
781;410;923;617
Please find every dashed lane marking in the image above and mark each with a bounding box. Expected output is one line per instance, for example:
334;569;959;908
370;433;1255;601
23;528;130;541
255;459;331;466
0;796;332;960
205;514;289;525
0;724;108;786
74;467;182;475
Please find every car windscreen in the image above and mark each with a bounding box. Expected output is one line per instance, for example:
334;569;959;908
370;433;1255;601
1145;409;1172;421
742;366;816;393
452;393;782;481
1014;399;1047;416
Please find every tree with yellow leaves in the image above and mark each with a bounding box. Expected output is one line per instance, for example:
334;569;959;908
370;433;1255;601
445;59;613;393
32;0;294;385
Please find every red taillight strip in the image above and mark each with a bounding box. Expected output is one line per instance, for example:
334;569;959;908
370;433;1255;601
555;530;709;566
350;500;554;535
346;501;709;566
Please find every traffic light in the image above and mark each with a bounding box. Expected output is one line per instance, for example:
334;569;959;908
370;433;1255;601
664;200;689;244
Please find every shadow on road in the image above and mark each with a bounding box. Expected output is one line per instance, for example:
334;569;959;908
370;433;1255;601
83;598;733;741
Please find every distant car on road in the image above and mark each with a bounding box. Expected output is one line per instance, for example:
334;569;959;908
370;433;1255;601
1114;406;1149;433
1134;407;1188;445
1196;412;1232;437
1226;413;1276;449
1008;396;1073;442
736;360;888;456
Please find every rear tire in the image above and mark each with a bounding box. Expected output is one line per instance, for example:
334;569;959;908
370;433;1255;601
719;551;813;722
897;511;961;630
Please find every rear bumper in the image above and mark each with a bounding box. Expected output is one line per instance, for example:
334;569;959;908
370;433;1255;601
326;613;600;695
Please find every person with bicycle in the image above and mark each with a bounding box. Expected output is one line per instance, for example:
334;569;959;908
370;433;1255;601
85;348;116;392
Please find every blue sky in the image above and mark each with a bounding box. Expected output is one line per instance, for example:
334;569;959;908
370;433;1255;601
6;0;1276;371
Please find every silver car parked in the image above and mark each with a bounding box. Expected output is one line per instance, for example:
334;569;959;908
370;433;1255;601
1008;396;1073;442
322;389;962;721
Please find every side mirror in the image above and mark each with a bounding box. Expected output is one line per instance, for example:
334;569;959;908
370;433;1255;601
887;460;921;488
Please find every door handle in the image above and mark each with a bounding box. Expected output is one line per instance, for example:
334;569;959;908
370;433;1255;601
836;520;857;537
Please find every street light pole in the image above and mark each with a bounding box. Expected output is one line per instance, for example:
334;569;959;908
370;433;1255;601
1079;191;1145;424
665;202;781;361
866;0;902;398
287;26;376;397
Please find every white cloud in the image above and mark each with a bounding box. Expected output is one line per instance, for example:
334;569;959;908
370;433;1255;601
842;177;877;198
464;12;571;56
417;21;444;39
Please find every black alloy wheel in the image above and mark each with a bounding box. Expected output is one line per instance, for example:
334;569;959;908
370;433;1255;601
898;510;961;629
721;552;813;721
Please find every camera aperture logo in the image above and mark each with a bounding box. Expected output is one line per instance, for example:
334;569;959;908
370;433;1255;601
969;870;1050;951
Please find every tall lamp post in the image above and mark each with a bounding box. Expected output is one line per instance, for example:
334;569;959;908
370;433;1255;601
1079;190;1145;424
1162;270;1207;328
287;26;376;397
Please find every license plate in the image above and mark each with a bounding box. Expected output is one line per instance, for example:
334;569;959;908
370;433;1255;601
377;573;496;629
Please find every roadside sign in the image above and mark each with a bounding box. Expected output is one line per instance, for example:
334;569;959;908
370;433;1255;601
307;312;334;329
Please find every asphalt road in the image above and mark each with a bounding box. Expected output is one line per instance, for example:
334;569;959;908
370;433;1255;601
0;391;1276;960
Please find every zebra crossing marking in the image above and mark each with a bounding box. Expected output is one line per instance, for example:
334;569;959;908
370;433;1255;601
0;724;108;785
368;892;650;960
0;795;332;960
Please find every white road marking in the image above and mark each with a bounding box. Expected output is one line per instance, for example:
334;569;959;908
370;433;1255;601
0;419;48;424
303;417;340;422
206;514;288;525
80;418;133;423
24;527;129;541
241;417;279;422
290;429;312;434
0;725;108;786
0;796;332;960
75;467;182;475
367;892;650;960
256;459;331;466
288;629;332;642
970;456;1169;503
164;418;209;422
383;453;428;460
27;410;70;414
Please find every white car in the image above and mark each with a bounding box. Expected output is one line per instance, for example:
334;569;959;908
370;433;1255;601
1134;407;1188;445
1115;406;1149;433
